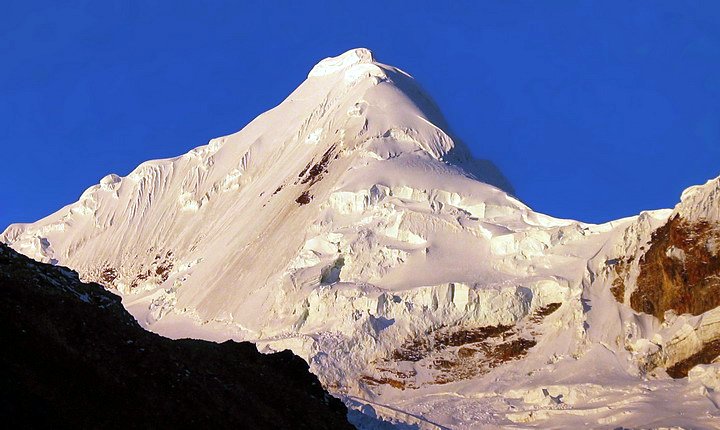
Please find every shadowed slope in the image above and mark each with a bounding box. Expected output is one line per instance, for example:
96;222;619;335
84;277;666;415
0;244;352;429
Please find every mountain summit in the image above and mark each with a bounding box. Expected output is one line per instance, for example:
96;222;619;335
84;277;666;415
308;48;376;77
3;49;720;428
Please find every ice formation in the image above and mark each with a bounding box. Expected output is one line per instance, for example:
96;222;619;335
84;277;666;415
3;49;720;429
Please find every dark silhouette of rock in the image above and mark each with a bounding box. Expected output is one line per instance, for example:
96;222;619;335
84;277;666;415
0;244;352;429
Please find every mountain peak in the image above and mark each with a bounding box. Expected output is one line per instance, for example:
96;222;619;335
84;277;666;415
308;48;376;78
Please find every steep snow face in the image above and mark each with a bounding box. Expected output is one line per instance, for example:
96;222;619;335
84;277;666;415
4;49;720;429
1;47;519;334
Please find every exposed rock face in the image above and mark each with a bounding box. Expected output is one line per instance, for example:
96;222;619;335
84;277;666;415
666;339;720;378
0;244;352;429
631;215;720;320
605;177;720;377
361;303;560;389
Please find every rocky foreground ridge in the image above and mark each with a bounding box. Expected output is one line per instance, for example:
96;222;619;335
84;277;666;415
0;244;352;429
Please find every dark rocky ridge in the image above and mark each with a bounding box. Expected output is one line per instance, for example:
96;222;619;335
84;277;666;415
0;244;352;429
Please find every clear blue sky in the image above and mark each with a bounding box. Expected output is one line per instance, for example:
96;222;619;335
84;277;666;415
2;1;719;229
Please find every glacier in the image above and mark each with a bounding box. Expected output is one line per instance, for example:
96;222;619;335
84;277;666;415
3;48;720;429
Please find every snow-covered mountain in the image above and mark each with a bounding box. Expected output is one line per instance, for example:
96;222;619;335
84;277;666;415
4;48;720;429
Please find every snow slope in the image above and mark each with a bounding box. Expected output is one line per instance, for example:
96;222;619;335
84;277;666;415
3;49;720;429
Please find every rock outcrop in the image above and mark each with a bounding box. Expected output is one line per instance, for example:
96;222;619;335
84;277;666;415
631;215;720;320
608;177;720;377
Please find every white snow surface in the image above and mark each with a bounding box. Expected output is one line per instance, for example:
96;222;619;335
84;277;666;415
3;49;720;429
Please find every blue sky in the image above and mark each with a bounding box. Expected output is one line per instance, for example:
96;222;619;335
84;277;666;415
1;1;719;229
